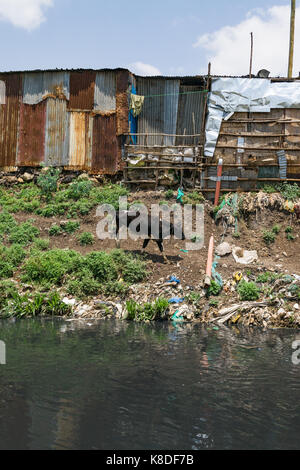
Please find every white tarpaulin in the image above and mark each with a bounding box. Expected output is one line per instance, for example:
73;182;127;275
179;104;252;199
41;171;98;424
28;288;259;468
205;77;300;157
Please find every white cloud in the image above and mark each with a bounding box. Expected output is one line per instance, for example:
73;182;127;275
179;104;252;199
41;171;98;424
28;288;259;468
194;5;300;77
129;62;161;76
0;0;53;31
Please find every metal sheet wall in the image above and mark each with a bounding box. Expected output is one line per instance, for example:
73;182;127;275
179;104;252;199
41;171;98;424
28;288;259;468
116;70;129;135
175;85;205;145
69;71;96;110
0;73;22;167
69;112;94;169
92;114;118;173
94;71;116;112
18;102;46;166
136;77;165;145
164;80;180;145
45;98;70;166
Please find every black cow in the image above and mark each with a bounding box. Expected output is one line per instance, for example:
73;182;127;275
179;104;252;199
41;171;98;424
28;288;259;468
114;210;185;263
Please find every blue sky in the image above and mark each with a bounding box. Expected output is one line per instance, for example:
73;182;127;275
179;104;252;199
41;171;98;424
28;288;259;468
0;0;297;76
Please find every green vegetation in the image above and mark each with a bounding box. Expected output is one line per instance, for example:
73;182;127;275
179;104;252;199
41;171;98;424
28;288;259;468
272;224;281;235
164;189;174;200
237;280;260;301
125;297;169;322
208;280;222;297
77;232;95;246
1;291;71;318
182;191;205;205
263;230;276;245
260;182;300;201
256;272;281;284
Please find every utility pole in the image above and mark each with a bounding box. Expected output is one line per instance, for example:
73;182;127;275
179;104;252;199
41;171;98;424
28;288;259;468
288;0;296;78
249;32;253;78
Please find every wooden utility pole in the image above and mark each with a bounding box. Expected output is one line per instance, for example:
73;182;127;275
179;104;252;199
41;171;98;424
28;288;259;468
249;32;253;78
288;0;296;78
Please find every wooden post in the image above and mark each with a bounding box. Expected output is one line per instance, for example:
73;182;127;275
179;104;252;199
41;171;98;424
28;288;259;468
214;158;223;206
249;32;253;78
288;0;296;78
204;235;214;286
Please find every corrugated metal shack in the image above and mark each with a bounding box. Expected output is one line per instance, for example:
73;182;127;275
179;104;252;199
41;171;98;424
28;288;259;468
0;68;300;193
0;68;131;174
203;76;300;194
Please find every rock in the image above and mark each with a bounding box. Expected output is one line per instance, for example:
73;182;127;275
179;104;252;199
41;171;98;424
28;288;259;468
293;304;299;310
22;172;34;182
283;252;288;258
17;177;24;183
77;172;89;180
215;242;232;257
3;176;18;184
278;308;286;316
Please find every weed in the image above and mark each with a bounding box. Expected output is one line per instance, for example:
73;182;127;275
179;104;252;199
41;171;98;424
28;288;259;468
164;189;174;200
208;280;222;296
49;224;62;236
67;179;92;200
285;226;293;233
62;220;80;234
33;238;50;251
272;224;281;235
237;280;260;301
263;230;276;245
209;298;219;307
104;280;129;297
77;232;95;246
286;233;295;241
8;221;40;246
37;167;61;200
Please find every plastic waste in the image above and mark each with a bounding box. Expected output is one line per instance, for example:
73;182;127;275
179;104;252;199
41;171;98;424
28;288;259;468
167;276;180;284
168;297;184;304
177;188;184;204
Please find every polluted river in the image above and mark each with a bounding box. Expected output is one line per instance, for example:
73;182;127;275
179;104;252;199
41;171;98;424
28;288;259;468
0;317;299;450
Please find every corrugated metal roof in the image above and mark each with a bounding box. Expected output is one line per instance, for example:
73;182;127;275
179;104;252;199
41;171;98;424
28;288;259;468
94;71;116;112
22;71;70;105
69;71;96;110
45;98;69;166
0;73;22;167
92;114;118;173
18;102;46;165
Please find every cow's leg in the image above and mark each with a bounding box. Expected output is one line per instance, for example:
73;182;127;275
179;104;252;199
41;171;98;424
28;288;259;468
156;240;169;264
142;238;150;252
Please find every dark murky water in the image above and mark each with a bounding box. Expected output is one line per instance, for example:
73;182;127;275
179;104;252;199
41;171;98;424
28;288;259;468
0;318;300;450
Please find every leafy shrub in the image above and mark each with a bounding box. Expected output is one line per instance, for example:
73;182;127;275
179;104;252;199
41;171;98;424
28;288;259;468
263;230;276;245
33;238;50;251
125;297;169;322
285;226;293;233
37;167;61;199
49;224;62;236
91;185;128;210
104;280;129;297
1;291;71;318
67;269;100;298
208;280;222;296
62;221;80;234
77;232;95;246
164;190;174;200
121;257;147;284
256;272;280;283
85;251;117;282
0;280;18;308
272;224;281;235
237;280;260;301
8;222;40;246
286;233;295;241
67;180;92;200
22;249;83;285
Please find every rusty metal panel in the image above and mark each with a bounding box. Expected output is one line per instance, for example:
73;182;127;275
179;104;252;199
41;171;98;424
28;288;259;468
94;71;116;111
23;72;44;105
176;85;205;146
69;71;96;110
69;112;89;168
18;101;46;165
43;72;70;100
116;70;129;135
45;98;69;166
0;73;22;167
0;80;5;104
92;114;118;173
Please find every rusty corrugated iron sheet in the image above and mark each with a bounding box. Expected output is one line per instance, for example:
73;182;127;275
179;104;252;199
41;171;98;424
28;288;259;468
92;114;118;173
0;73;22;167
116;70;129;135
45;98;70;166
94;71;116;112
69;111;93;169
23;72;70;105
69;71;96;110
18;102;46;166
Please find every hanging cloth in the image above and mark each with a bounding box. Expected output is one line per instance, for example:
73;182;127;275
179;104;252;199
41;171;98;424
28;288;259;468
130;93;145;117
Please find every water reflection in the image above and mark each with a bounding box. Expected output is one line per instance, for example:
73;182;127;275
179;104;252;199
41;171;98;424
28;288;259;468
0;318;300;449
